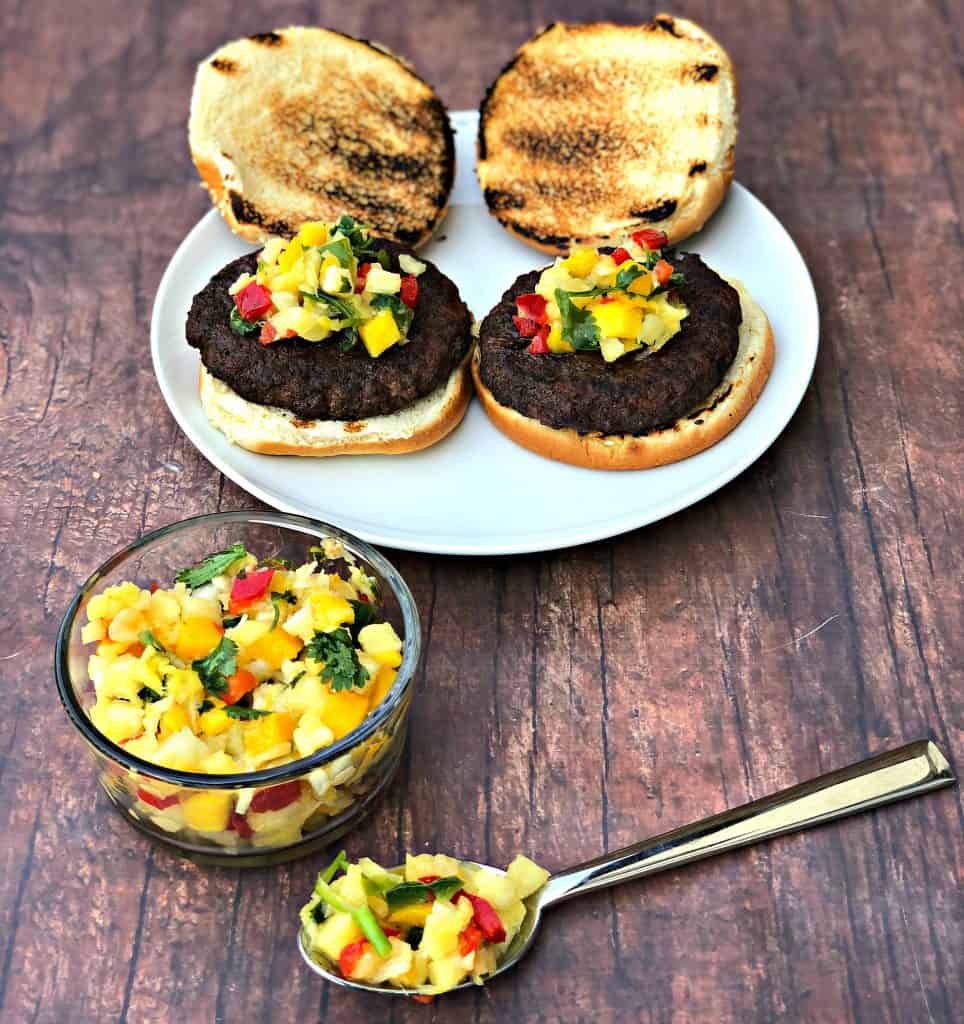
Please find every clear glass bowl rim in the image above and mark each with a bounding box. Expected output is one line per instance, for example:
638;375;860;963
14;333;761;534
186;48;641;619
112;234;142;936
54;509;420;790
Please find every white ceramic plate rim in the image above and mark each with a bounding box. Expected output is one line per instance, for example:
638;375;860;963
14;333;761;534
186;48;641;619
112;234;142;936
151;111;818;556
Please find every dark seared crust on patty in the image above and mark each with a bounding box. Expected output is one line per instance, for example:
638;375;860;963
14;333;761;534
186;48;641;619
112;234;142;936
186;242;472;422
477;252;741;436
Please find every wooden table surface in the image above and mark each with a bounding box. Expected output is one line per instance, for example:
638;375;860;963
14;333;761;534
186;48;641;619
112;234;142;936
1;1;961;1021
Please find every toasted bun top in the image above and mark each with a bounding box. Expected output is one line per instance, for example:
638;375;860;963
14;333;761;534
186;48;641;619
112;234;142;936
477;16;737;252
189;27;454;247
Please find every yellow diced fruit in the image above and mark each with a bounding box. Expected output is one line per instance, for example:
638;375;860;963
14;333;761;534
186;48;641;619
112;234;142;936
369;666;397;708
108;607;147;645
297;221;329;246
465;868;517;910
243;712;296;756
428;954;469;993
320;691;369;740
395;951;429;988
181;791;232;832
90;700;143;744
592;299;643;340
311;912;363;962
563;246;598;278
277;237;304;273
293;707;335;757
81;619;106;644
357;622;403;667
159;704;192;740
96;640;131;661
359;309;401;357
200;750;238;773
546;324;573;354
388;902;433;928
506;855;550;899
421;898;473;961
227;618;271;649
164;667;204;705
310;592;354;633
599;336;626;363
628;270;654;296
246;628;304;670
199;706;232;737
174;617;223;662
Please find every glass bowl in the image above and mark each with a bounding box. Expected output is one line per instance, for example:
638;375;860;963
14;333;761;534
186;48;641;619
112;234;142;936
55;511;419;867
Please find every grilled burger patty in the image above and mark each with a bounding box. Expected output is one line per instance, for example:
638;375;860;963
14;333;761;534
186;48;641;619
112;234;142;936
186;245;472;422
477;252;741;436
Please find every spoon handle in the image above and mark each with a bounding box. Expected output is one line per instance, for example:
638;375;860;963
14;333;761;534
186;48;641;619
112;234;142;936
541;739;954;908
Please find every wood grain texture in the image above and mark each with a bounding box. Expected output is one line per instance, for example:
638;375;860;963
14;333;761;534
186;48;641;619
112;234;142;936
0;1;961;1022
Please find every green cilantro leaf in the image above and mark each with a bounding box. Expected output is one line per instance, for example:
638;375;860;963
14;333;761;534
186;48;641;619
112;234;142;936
229;306;261;337
615;264;647;291
175;543;247;590
224;705;271;720
192;637;238;697
305;628;369;692
348;599;378;637
555;289;600;351
138;685;163;703
384;876;464;912
138;630;166;653
318;236;354;268
271;590;297;629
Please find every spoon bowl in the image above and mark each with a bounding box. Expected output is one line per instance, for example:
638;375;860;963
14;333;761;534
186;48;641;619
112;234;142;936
298;861;551;996
297;740;953;998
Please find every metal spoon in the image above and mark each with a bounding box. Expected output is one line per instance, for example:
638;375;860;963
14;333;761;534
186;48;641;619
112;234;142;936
299;739;954;997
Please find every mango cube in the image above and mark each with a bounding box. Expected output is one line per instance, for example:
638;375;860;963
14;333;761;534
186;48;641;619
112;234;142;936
174;617;223;662
592;299;643;340
246;627;303;670
320;690;369;740
563;247;598;278
359;310;401;357
297;221;329;247
181;791;232;832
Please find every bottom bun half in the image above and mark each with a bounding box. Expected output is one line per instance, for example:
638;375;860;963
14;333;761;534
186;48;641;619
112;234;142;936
472;279;775;471
199;355;473;457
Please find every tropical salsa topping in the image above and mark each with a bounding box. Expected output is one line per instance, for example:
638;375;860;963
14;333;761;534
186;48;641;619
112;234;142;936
301;851;550;996
228;215;426;358
80;542;403;840
513;228;688;363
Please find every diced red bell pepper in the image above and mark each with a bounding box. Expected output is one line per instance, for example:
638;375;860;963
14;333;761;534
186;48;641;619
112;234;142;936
137;788;179;810
235;281;273;322
512;315;541;338
515;293;548;322
259;322;278;345
527;324;550;355
458;922;484;956
652;259;674;286
229;811;252;838
249;780;302;814
355;262;373;293
412;994;434;1004
631;228;668;251
400;275;419;309
459;893;506;943
382;927;401;939
148;581;159;594
597;295;616;305
228;567;274;615
223;668;258;706
611;247;631;265
339;939;369;978
417;875;441;883
128;642;145;657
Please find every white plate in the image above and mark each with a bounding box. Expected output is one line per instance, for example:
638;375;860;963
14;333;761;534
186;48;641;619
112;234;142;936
152;110;818;556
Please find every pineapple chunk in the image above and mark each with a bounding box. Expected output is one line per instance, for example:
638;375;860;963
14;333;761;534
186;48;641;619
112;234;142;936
506;855;550;899
370;938;415;984
357;622;402;667
427;953;469;992
293;707;335;757
463;868;518;910
89;700;143;744
311;911;363;961
395;950;430;988
420;897;473;961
